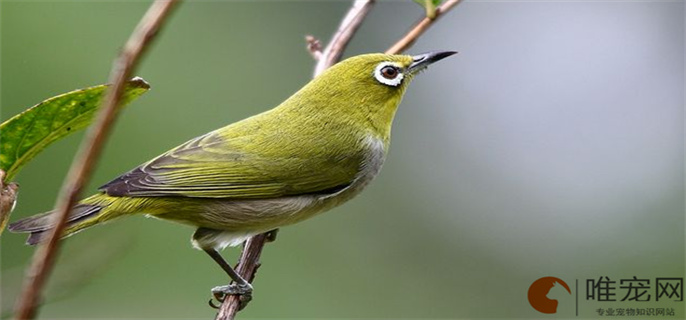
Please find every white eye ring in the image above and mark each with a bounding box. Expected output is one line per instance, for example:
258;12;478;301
373;62;404;87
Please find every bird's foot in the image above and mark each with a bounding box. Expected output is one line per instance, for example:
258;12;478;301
209;283;253;310
212;282;253;299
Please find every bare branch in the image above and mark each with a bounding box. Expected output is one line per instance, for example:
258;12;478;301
305;35;322;60
386;0;461;54
313;0;376;77
13;1;179;319
215;231;277;320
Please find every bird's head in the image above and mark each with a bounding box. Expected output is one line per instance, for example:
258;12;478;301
283;51;456;139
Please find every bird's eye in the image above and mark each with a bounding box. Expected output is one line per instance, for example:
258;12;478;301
381;66;398;79
374;62;404;87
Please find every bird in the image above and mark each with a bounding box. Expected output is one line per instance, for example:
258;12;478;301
10;51;456;299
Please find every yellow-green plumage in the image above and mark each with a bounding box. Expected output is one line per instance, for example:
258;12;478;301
10;52;455;250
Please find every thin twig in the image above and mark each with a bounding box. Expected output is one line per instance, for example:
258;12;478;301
313;0;376;77
386;0;461;54
215;231;276;320
13;1;179;319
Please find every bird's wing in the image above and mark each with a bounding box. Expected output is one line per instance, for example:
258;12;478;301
99;130;362;199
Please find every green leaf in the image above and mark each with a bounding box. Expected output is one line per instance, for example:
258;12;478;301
0;77;150;181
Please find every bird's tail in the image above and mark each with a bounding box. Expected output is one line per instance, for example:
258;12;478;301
9;193;123;245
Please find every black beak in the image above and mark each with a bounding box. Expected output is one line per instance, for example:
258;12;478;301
407;51;457;74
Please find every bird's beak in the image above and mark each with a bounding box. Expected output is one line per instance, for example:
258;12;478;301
407;51;457;74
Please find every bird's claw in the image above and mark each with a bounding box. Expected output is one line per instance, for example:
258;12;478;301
212;282;253;298
210;283;253;310
208;298;221;309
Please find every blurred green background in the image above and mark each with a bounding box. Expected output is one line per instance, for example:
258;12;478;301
1;1;684;319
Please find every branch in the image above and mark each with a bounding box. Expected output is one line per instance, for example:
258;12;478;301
385;0;462;54
312;0;376;77
13;1;179;319
215;231;276;320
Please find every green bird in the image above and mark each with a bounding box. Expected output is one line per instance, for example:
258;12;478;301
10;51;456;298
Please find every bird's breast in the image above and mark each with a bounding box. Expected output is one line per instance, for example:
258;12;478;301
353;134;387;187
252;134;387;227
317;133;386;202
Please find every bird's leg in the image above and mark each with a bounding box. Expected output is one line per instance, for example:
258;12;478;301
203;248;253;302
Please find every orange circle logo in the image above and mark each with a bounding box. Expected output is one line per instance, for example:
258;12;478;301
528;277;571;314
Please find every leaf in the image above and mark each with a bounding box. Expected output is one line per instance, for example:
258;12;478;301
0;77;150;182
